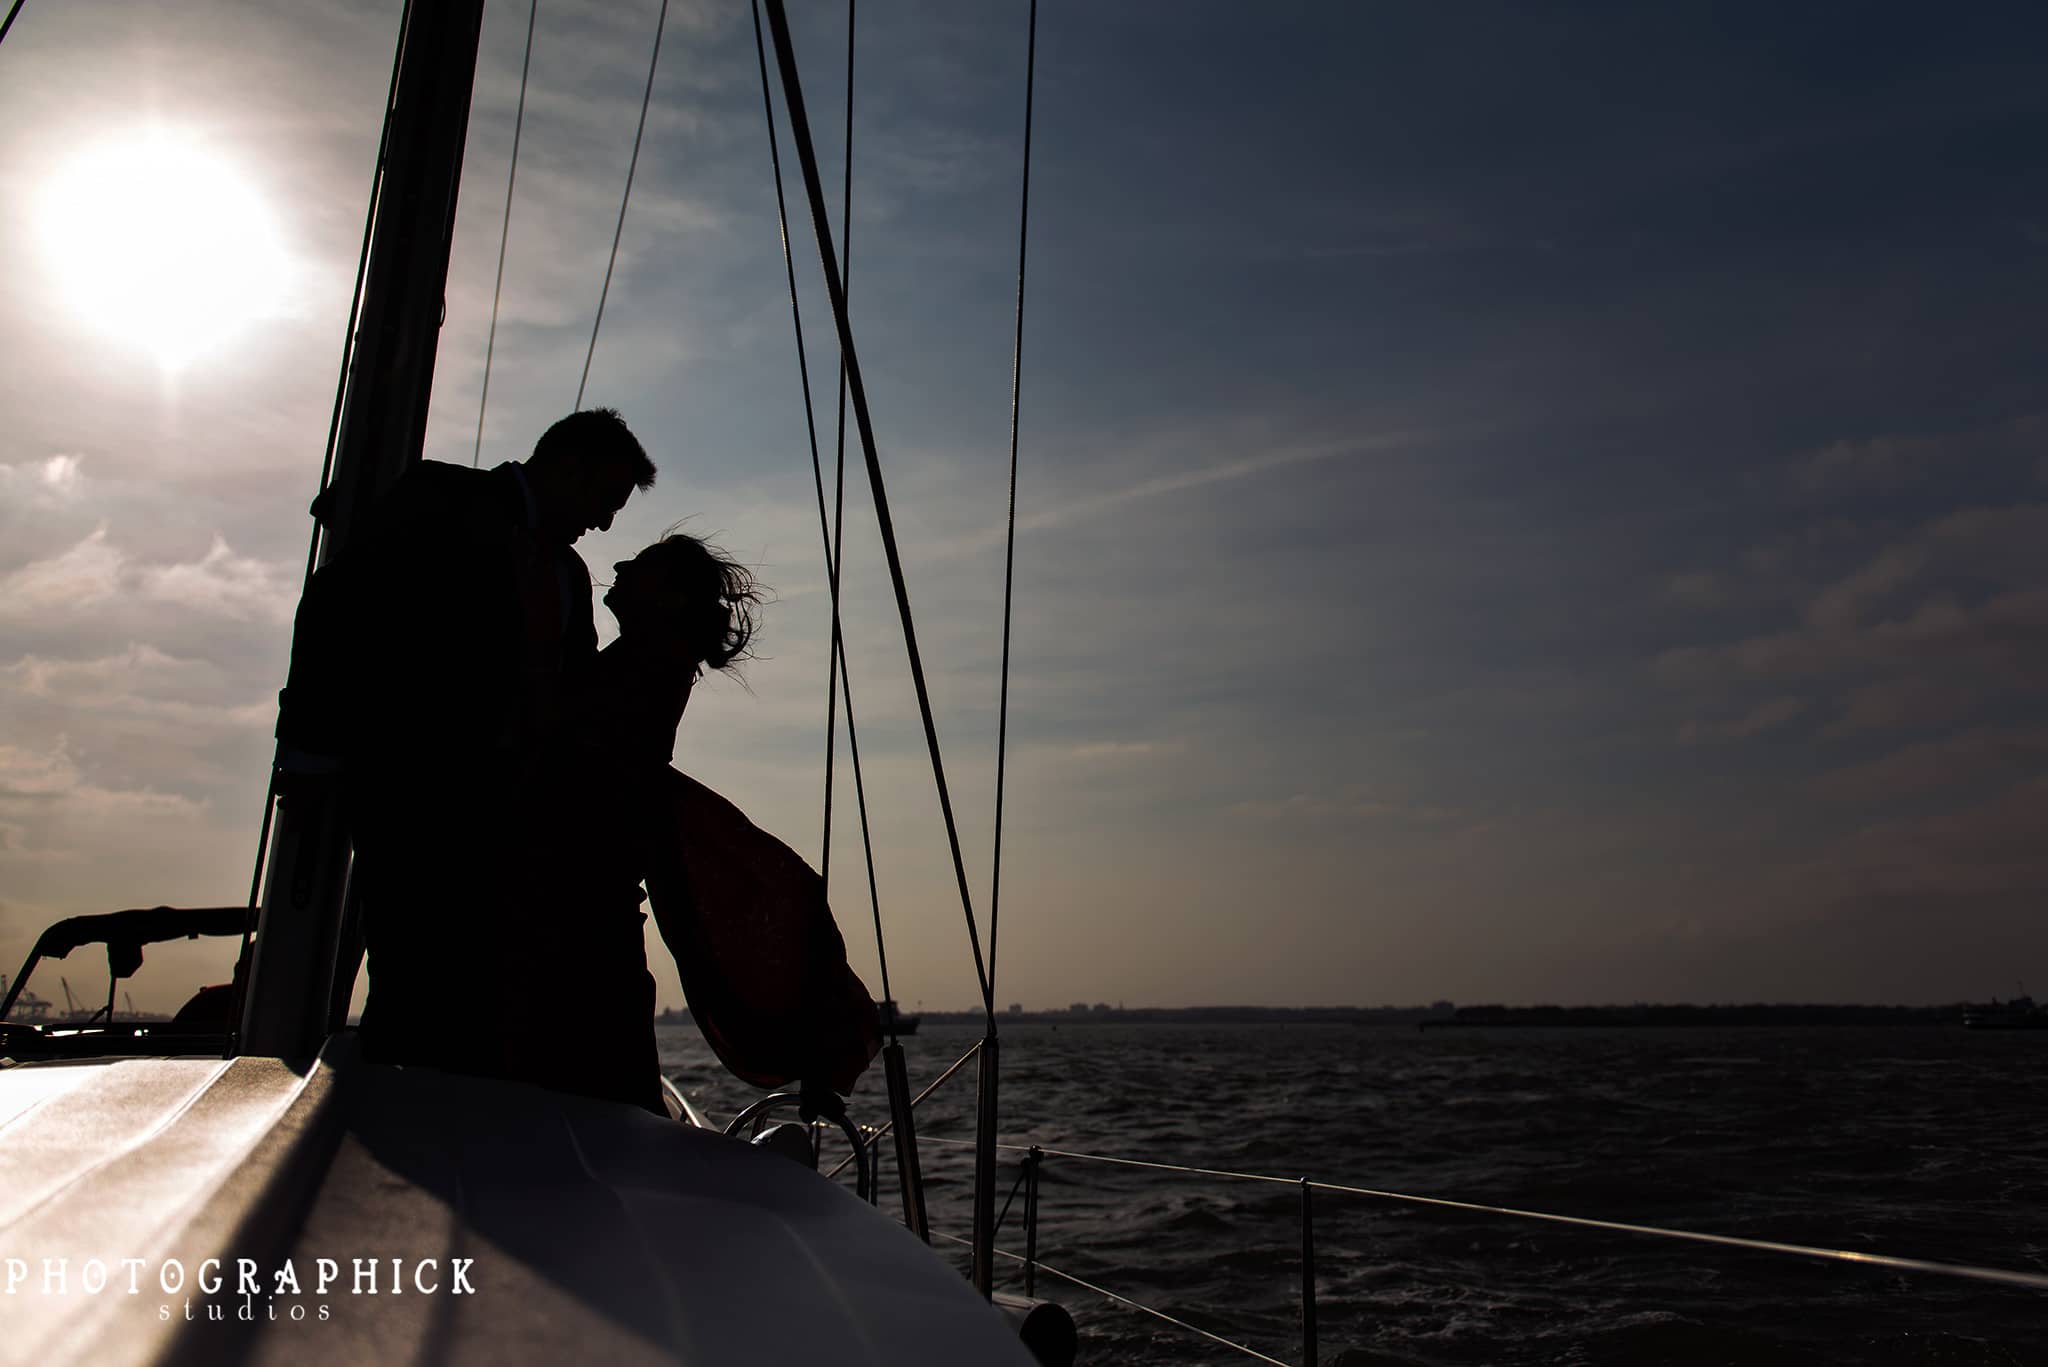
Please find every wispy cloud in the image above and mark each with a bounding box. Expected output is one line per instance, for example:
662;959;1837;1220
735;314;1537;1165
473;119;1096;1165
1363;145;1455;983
1807;726;2048;805
1665;570;1723;609
1654;502;2048;694
0;739;208;859
1677;695;1805;745
913;423;1449;564
1;647;271;732
0;528;295;625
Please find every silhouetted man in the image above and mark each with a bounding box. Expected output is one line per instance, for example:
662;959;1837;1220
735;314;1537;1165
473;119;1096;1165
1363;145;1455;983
275;408;655;1076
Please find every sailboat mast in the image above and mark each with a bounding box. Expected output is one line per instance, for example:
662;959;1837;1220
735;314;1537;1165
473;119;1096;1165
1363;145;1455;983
239;0;487;1058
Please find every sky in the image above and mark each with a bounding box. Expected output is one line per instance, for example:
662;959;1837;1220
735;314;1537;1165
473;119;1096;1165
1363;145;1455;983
2;1;2046;1014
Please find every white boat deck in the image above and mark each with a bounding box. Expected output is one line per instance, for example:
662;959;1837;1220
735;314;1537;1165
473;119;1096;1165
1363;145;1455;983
0;1038;1032;1366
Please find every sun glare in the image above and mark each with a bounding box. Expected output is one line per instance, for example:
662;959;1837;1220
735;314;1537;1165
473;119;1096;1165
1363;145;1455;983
40;127;290;371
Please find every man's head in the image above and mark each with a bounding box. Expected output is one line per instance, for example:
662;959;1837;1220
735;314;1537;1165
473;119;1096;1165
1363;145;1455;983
522;408;656;543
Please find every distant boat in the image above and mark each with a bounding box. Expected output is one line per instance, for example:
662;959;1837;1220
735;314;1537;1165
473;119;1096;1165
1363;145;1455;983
879;999;921;1035
1962;995;2048;1029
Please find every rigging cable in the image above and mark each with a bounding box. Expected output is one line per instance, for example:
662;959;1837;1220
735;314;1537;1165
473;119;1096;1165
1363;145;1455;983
818;0;852;897
986;0;1038;1005
760;0;995;1021
473;0;539;465
575;0;669;410
236;0;416;1046
746;0;894;1013
820;0;894;1016
817;5;892;1033
0;1;25;50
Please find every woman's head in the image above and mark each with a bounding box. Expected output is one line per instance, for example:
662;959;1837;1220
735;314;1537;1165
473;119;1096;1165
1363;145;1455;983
605;532;762;674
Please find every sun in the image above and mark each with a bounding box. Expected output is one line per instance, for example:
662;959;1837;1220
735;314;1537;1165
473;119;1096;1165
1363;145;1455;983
39;127;290;371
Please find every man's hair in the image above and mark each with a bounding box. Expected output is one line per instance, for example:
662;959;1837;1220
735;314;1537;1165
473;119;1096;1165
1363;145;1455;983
529;407;656;489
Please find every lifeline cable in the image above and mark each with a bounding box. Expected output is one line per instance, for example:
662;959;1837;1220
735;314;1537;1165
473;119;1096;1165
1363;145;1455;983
916;1135;2048;1295
820;1039;981;1180
746;0;893;1014
473;0;539;465
932;1232;1290;1366
576;0;668;409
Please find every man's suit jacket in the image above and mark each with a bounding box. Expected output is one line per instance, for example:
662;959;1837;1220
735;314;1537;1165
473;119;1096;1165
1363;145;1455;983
278;459;598;841
278;461;601;1073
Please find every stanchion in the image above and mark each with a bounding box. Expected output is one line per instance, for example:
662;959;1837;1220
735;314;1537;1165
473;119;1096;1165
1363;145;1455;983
881;1039;930;1238
1023;1145;1042;1297
1301;1177;1317;1367
971;1032;1000;1297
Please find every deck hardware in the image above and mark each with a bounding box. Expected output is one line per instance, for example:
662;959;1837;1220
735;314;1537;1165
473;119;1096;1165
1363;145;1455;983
723;1091;872;1203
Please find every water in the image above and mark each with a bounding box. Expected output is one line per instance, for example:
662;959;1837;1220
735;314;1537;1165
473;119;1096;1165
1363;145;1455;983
657;1022;2048;1366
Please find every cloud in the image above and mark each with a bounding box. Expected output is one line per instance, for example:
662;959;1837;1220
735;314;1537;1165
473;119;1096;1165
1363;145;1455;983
38;454;81;493
1225;788;1460;825
1804;543;1924;633
1823;676;1976;737
913;422;1450;564
138;536;297;624
1787;414;2045;501
1059;740;1174;762
0;526;124;614
0;740;205;843
0;457;92;558
0;742;86;799
1799;774;2048;902
0;738;242;1002
1806;503;2048;633
1806;726;2048;805
1677;695;1804;745
1658;590;2048;688
1789;432;1943;497
1654;503;2048;694
0;528;295;625
1665;571;1722;608
0;646;271;732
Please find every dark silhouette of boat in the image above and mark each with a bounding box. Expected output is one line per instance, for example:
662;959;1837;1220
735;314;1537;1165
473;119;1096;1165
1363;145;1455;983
879;999;921;1035
1963;995;2048;1029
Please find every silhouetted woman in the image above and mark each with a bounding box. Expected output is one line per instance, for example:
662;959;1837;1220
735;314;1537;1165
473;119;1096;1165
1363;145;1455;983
505;533;763;1113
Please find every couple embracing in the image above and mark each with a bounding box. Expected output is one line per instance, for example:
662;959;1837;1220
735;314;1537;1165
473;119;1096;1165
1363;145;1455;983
277;409;879;1115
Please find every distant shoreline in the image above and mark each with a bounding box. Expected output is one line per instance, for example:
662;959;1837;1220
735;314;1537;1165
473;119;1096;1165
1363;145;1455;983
883;1003;1987;1027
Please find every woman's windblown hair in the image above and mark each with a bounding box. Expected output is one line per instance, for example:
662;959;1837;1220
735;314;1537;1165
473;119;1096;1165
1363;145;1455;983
643;531;762;675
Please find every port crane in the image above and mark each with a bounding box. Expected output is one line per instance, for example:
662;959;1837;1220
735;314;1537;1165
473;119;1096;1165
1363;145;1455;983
0;974;52;1022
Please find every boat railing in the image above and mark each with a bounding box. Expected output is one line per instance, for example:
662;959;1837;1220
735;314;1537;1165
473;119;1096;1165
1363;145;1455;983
675;1038;2048;1363
661;1074;715;1129
823;1040;981;1182
899;1132;2048;1367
